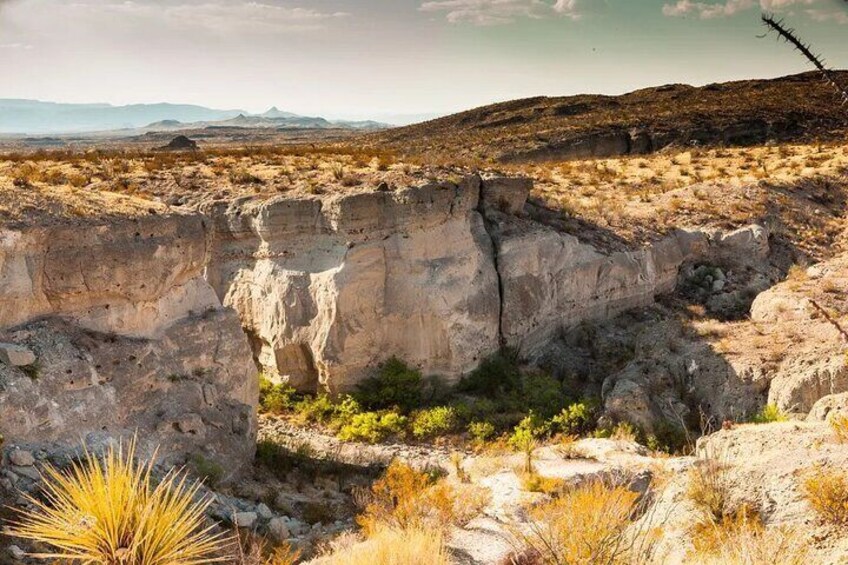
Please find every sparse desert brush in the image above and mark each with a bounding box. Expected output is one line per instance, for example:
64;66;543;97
828;413;848;443
313;526;449;565
233;531;300;565
689;508;809;565
356;461;489;535
686;455;732;522
801;465;848;525
4;439;228;564
517;480;641;565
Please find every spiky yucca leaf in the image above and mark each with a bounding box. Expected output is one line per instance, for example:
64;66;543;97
4;440;229;564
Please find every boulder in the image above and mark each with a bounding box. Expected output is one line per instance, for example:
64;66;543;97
808;392;848;422
8;450;34;467
232;511;258;529
268;517;290;541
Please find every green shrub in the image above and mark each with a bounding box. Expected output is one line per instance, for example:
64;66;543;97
354;357;423;411
521;371;567;419
330;395;362;429
550;400;597;436
751;404;788;424
338;411;408;443
468;421;496;443
412;406;458;439
294;394;337;423
259;376;296;414
458;350;522;396
510;414;545;473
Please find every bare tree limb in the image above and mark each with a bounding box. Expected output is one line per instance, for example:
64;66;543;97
761;13;848;107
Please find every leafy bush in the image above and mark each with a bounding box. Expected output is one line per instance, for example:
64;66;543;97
354;357;423;411
521;371;567;419
5;440;226;564
750;404;788;424
518;480;640;564
467;421;496;443
259;376;296;414
294;394;337;424
802;466;848;525
338;411;407;443
550;400;597;436
458;349;522;396
411;406;458;439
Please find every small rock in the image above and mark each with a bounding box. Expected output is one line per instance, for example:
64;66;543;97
712;279;726;292
0;344;36;367
232;511;258;529
8;545;26;560
267;517;290;541
13;466;41;481
256;503;274;521
9;450;35;467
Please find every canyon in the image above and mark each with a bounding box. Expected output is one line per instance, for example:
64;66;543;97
0;171;784;472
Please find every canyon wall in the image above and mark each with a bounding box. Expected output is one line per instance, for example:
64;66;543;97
0;174;724;467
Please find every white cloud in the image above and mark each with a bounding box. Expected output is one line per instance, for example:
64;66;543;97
419;0;604;25
661;0;828;19
9;1;348;35
0;42;32;49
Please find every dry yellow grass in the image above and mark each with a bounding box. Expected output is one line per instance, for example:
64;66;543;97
802;465;848;525
4;439;228;564
689;509;810;565
517;480;641;564
828;413;848;444
355;461;489;535
314;526;449;565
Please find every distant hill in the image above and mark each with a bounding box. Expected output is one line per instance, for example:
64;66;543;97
0;100;389;135
371;71;848;163
0;100;245;134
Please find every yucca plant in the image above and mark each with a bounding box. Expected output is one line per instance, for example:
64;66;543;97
4;440;229;564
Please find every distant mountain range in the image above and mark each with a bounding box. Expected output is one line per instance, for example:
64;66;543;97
0;100;389;134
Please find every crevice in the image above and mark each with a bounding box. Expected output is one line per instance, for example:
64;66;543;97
476;187;507;350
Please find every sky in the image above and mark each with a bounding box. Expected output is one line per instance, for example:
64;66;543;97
0;0;847;122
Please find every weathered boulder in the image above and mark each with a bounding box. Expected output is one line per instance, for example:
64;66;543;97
808;392;848;422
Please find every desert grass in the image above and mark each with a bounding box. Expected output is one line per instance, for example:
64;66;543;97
515;480;647;565
801;465;848;525
689;509;810;565
313;526;449;565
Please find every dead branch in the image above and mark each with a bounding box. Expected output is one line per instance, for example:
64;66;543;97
761;13;848;107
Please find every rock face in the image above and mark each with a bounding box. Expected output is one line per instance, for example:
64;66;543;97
206;177;501;392
0;214;257;478
489;216;708;358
